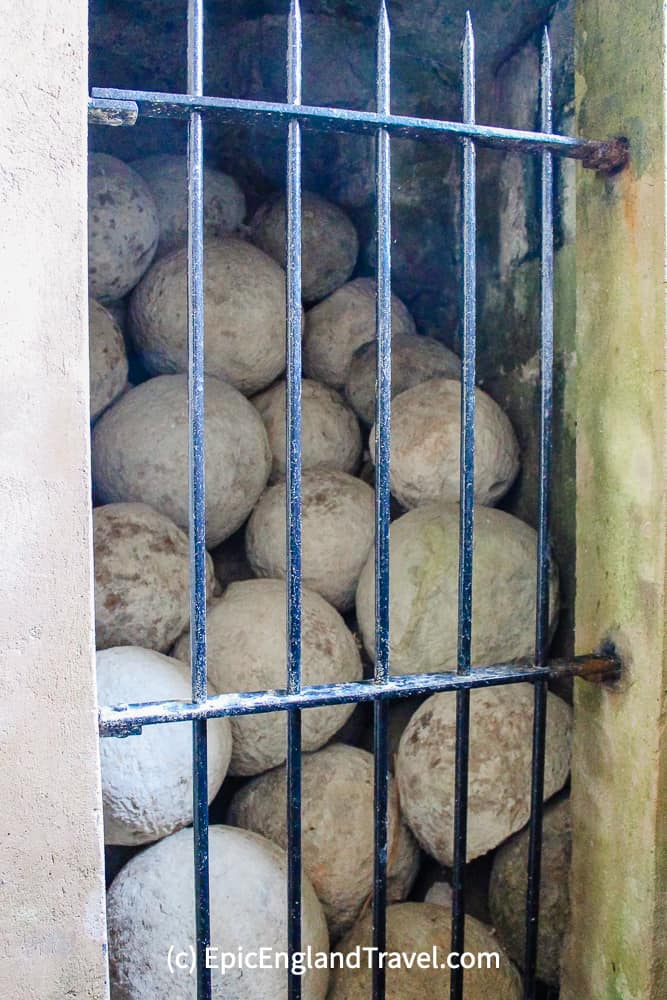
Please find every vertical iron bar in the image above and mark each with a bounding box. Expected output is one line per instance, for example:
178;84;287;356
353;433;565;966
285;3;303;999
373;5;391;1000
523;28;553;1000
451;13;476;1000
186;1;210;999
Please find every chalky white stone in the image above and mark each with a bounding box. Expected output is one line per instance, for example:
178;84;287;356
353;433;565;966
89;298;128;420
97;646;231;846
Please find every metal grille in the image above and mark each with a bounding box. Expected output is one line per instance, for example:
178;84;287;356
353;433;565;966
89;3;626;999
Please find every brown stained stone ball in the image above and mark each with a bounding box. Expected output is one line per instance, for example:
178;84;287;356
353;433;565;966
107;825;329;1000
355;503;559;675
489;798;571;987
396;686;572;865
93;502;215;652
345;333;461;425
250;191;358;304
328;903;522;999
369;378;520;509
246;471;375;612
129;237;288;395
172;579;362;775
304;278;416;389
131;155;246;257
252;378;362;480
91;374;271;548
89;298;128;421
88;153;160;303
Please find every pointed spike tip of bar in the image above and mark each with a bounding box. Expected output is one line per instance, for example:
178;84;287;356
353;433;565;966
463;10;475;60
379;0;390;27
542;26;552;65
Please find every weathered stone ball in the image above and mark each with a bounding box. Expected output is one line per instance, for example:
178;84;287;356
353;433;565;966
489;798;571;987
107;825;329;999
250;191;358;304
424;882;453;907
356;503;559;674
97;646;232;846
304;278;416;389
369;378;520;508
173;579;362;775
88;153;160;302
345;333;461;425
129;237;288;394
89;298;128;421
91;374;271;547
328;903;522;999
131;154;246;256
253;379;362;480
93;502;215;652
228;743;419;939
396;685;572;865
246;471;375;611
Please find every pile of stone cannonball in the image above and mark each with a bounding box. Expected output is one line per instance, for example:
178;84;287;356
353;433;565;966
88;151;571;998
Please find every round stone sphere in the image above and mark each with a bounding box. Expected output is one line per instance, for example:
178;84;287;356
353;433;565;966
304;278;416;389
97;646;232;846
228;743;419;939
355;503;559;675
396;685;572;865
250;191;358;304
88;153;160;302
91;374;271;548
253;379;362;480
369;378;520;509
246;471;375;611
129;237;288;394
173;579;362;775
345;333;461;425
131;154;246;257
107;825;329;1000
89;298;128;421
328;903;522;999
489;797;571;987
93;502;215;652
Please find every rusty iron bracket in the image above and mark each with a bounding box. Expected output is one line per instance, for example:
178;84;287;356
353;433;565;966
579;136;630;174
547;650;623;684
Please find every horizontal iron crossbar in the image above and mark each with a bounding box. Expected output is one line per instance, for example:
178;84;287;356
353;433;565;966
88;90;628;171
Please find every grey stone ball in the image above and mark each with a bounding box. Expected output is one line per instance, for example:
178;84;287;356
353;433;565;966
250;191;358;304
129;237;288;394
91;374;271;548
106;825;329;999
246;470;375;611
89;298;128;421
131;154;246;256
88;153;160;302
97;646;232;846
396;685;572;864
172;579;362;775
228;743;419;939
93;502;215;652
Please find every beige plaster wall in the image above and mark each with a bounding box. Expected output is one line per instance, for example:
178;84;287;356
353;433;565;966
0;2;109;998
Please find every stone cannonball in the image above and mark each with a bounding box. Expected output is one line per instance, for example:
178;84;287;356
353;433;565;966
369;378;520;509
345;333;461;425
93;502;215;652
131;154;246;256
129;237;288;394
246;470;375;611
97;646;232;846
106;825;329;999
250;191;358;304
88;153;160;302
304;278;416;389
89;298;128;421
328;903;522;999
252;378;362;480
91;374;271;548
228;743;419;939
173;579;362;775
396;685;572;865
355;503;559;674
